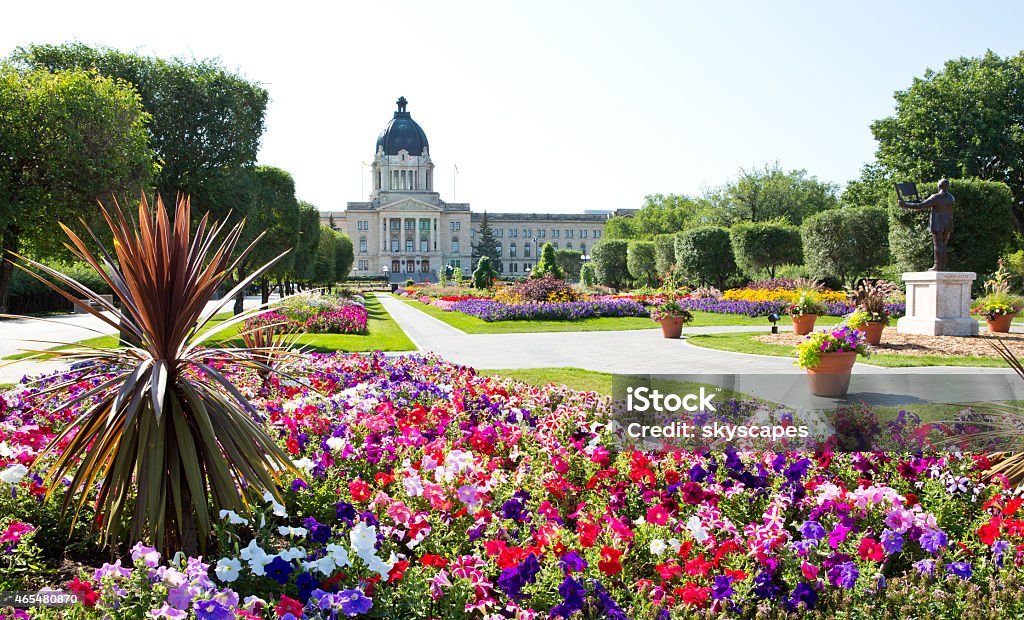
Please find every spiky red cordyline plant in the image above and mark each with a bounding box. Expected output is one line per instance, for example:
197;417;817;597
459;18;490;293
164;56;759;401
4;194;300;554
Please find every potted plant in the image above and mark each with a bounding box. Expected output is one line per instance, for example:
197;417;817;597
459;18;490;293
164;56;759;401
973;263;1024;333
847;280;895;345
650;298;694;339
793;326;870;397
788;289;825;335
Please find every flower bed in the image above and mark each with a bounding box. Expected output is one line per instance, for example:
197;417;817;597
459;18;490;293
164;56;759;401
677;296;906;319
724;287;849;304
450;298;649;321
2;355;1024;618
245;293;368;335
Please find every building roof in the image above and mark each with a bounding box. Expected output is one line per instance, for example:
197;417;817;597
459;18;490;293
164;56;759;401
375;96;429;156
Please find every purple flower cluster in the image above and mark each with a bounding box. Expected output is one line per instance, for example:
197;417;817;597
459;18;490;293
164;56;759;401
449;299;649;322
677;297;906;319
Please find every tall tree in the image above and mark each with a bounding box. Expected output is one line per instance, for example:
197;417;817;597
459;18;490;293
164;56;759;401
472;211;501;266
719;162;839;225
292;201;323;286
313;226;341;288
632;194;718;236
13;42;268;200
870;50;1024;231
0;64;152;312
603;216;637;239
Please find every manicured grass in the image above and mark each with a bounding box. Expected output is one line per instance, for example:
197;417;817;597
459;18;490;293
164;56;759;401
686;331;1008;368
478;367;615;396
3;296;414;358
397;296;843;333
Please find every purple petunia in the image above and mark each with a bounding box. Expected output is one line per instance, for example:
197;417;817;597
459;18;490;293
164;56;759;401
919;529;948;554
946;562;972;580
337;589;373;616
193;599;232;620
880;529;904;553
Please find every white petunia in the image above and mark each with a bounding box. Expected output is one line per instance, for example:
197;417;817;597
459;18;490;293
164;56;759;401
668;538;682;554
686;515;709;543
649;539;668;556
240;539;267;563
326;437;345;452
350;522;378;557
444;450;473;472
293;457;315;473
402;474;424;497
363;551;397;580
326;543;351;568
0;442;14;458
278;526;308;538
0;464;28;485
279;547;307;561
305;555;336;576
219;509;249;526
214;558;241;583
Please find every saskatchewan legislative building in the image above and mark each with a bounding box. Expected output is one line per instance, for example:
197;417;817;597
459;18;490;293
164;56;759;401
320;97;633;282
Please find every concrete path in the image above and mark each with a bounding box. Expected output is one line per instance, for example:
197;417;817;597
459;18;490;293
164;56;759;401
0;295;278;384
375;294;1024;408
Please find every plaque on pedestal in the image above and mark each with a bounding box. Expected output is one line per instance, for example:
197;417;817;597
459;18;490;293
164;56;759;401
896;271;978;336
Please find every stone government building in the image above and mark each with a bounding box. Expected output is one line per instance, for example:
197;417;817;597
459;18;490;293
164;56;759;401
319;97;633;282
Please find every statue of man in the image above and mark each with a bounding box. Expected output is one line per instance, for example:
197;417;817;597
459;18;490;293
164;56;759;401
899;179;954;271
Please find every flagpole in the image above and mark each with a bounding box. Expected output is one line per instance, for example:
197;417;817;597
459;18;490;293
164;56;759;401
453;163;457;201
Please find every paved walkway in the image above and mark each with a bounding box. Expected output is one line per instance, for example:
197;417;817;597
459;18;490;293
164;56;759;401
374;294;1024;408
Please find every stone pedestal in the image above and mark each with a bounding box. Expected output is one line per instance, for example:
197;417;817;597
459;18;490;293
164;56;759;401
896;271;978;336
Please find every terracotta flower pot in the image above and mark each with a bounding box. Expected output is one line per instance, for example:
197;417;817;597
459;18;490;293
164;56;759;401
861;321;886;345
805;351;857;397
987;313;1015;333
791;314;817;335
659;317;685;339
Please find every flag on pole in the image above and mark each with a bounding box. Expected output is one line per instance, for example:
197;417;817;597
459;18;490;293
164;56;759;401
454;163;459;174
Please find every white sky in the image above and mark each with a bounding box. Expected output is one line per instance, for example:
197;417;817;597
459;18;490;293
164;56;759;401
4;1;1024;214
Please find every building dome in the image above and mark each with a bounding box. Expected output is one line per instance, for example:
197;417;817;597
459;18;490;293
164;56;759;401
375;96;429;156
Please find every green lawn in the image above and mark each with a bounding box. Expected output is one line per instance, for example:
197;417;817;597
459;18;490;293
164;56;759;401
3;295;414;359
478;367;614;395
397;296;842;333
686;331;1009;368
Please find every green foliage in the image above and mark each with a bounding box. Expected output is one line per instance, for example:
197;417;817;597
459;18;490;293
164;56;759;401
802;207;889;286
792;327;870;369
870;50;1024;231
473;256;497;289
291;201;322;283
580;262;596;287
531;242;563;279
841;161;894;211
313;226;341;287
14;42;268;199
888;178;1015;274
0;63;152;312
673;226;736;288
653;233;676;276
718;162;839;225
471;212;501;266
590;239;629;289
554;249;583;283
631;194;718;236
626;240;658;288
335;234;354;282
7;260;113;314
648;298;694;322
602;216;637;240
729;221;803;279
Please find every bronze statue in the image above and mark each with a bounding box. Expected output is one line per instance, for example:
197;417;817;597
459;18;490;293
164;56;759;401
899;179;954;271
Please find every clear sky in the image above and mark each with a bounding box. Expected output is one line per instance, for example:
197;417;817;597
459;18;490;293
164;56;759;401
3;1;1023;214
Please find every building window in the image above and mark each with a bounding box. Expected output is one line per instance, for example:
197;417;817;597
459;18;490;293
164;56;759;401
553;242;558;249
538;229;545;238
359;237;367;253
581;229;588;238
552;229;560;238
391;236;399;252
510;243;517;258
496;229;504;238
525;228;531;237
392;259;400;272
421;260;430;272
470;229;475;237
579;243;586;255
566;229;574;239
496;242;502;255
357;260;368;271
406;239;414;252
420;240;429;252
452;237;460;253
406;219;415;230
566;242;572;250
449;221;461;232
510;228;518;238
420;219;430;230
594;230;602;239
524;243;531;258
390;219;399;230
406;259;415;272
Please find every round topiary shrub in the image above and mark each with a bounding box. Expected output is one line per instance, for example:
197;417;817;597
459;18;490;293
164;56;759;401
802;207;888;286
673;226;736;288
729;221;803;279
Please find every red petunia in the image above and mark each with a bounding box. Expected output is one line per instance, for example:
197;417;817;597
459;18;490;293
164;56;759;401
858;537;885;562
275;595;303;618
598;546;623;576
348;479;371;501
677;582;710;607
647;504;669;526
420;554;450;568
978;519;1002;546
684;553;711;577
578;521;601;548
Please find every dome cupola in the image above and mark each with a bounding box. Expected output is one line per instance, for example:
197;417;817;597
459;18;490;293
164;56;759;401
375;96;429;156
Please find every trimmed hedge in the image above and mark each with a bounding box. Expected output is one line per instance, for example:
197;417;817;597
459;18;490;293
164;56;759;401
888;178;1014;274
802;207;888;285
654;233;676;276
6;261;113;314
729;221;803;279
673;226;736;288
591;239;629;289
626;240;658;288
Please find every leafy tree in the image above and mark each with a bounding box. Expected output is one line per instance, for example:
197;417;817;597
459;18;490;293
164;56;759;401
841;162;894;211
802;207;888;286
603;216;637;240
632;194;718;236
531;242;563;279
674;226;736;288
0;64;152;312
870;51;1024;231
719;162;839;225
555;249;583;282
14;42;268;200
627;240;658;288
291;201;322;285
313;226;341;287
472;211;501;266
335;234;354;283
729;221;803;279
654;234;677;276
591;239;629;289
473;256;497;289
889;178;1014;274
